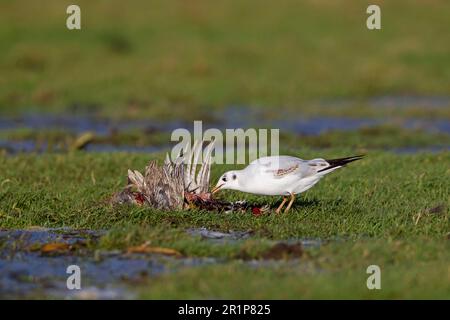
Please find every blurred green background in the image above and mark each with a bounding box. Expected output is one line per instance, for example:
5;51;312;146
0;0;449;119
0;1;449;299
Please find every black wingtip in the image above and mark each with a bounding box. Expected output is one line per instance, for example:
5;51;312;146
318;154;365;172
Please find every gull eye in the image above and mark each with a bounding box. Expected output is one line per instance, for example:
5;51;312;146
232;174;237;180
222;176;227;182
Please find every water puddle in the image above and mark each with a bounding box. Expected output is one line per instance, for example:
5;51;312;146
0;107;449;154
274;117;380;135
391;146;450;154
0;228;218;299
0;228;335;298
284;238;324;249
0;140;39;154
1;108;449;137
0;115;185;135
312;95;450;109
83;144;167;153
186;227;324;249
212;105;450;134
0;140;168;155
368;95;450;109
186;228;253;243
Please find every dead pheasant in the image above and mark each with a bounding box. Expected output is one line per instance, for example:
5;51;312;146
111;140;269;214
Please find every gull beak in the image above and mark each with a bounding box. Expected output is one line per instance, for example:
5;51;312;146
211;183;224;194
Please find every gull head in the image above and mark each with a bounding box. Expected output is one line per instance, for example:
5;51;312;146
211;171;240;194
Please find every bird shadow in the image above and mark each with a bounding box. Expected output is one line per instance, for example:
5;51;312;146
271;197;321;208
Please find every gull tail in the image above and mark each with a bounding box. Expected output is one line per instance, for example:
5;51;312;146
318;155;364;173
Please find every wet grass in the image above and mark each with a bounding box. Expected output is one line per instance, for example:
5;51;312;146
98;226;273;260
0;150;448;298
1;1;449;119
1;126;449;155
137;239;450;299
0;127;170;153
1;0;449;299
0;151;448;238
280;126;450;150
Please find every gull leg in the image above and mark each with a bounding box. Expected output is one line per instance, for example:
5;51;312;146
284;193;296;213
275;196;288;213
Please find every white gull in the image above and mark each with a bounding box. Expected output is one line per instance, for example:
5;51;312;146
212;155;363;213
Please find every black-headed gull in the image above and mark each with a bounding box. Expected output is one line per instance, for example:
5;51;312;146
212;155;363;213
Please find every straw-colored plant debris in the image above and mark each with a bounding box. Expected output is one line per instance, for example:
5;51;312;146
111;140;269;214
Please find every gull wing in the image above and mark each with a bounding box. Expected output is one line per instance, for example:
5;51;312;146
256;155;364;179
250;156;317;179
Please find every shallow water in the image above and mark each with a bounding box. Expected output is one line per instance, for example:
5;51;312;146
186;227;252;243
0;228;326;298
0;251;220;299
391;145;450;154
313;95;450;109
0;114;185;135
0;228;218;299
83;144;167;153
0;107;449;154
2;139;448;156
0;140;39;154
368;95;450;109
0;140;168;155
186;227;325;249
1;109;449;135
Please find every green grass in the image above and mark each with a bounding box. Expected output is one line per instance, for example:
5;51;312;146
0;150;448;298
0;151;448;238
138;240;450;299
1;0;449;298
1;0;449;118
